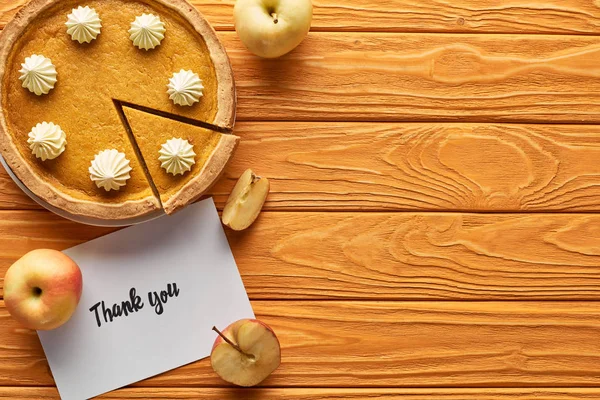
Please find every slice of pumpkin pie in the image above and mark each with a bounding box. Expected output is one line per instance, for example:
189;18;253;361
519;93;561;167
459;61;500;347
122;106;238;214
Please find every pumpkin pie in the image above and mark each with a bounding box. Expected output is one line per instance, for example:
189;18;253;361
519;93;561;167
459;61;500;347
0;0;236;220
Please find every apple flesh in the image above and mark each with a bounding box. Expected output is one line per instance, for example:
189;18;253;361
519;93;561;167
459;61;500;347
4;249;82;330
222;169;270;231
234;0;313;58
211;319;281;386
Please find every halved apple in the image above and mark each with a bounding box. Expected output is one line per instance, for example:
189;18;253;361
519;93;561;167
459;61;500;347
211;319;281;386
222;169;269;231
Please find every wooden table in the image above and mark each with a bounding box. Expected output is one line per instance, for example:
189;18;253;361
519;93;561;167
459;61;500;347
2;0;600;398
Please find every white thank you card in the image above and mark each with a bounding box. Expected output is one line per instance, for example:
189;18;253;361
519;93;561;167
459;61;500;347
37;198;254;400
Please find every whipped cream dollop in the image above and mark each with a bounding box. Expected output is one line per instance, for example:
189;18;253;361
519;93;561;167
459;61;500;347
89;149;132;191
19;55;57;96
167;69;204;106
65;6;102;44
129;13;165;50
27;122;67;161
158;138;196;175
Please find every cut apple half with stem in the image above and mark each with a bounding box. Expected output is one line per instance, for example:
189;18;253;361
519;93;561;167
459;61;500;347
211;319;281;386
222;169;270;231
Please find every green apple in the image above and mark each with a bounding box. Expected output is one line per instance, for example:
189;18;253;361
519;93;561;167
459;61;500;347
234;0;313;58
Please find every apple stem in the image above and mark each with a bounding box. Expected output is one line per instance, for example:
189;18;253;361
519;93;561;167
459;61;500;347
212;326;253;358
271;12;278;24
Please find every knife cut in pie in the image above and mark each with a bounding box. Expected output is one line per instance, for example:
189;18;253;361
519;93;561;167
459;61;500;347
0;0;238;220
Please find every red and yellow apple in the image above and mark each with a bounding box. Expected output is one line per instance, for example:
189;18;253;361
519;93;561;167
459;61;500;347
234;0;313;58
211;319;281;386
4;249;82;330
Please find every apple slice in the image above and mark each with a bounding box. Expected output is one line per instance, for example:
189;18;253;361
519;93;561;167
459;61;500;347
222;169;270;231
211;319;281;386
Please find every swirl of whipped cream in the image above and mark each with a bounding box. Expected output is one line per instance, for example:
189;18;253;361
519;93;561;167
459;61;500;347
65;6;102;44
167;69;204;106
158;138;196;175
128;13;165;50
89;149;132;191
18;55;57;96
27;122;67;161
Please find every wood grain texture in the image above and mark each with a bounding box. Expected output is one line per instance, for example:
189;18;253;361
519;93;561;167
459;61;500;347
2;387;600;399
7;122;600;212
0;171;35;209
1;301;600;387
220;32;600;123
1;210;600;300
217;122;600;212
4;0;600;33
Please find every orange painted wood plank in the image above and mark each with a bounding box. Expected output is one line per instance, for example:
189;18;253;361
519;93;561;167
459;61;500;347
5;122;600;212
216;122;600;212
2;387;600;399
3;0;600;34
1;301;599;387
1;210;600;300
220;32;600;123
